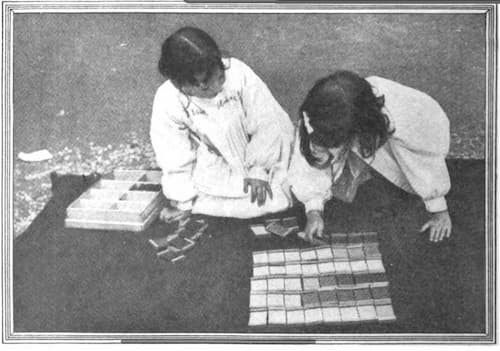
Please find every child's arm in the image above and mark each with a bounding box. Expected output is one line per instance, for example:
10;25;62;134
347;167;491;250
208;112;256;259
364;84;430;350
383;82;452;240
150;87;197;211
288;131;333;241
236;59;295;181
367;76;451;214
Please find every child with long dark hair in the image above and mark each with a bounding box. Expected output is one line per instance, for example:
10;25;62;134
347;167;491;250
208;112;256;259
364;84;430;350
288;70;452;242
151;27;294;219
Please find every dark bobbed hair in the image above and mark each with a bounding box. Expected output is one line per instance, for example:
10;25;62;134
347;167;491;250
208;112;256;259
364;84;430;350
158;26;225;87
299;70;394;166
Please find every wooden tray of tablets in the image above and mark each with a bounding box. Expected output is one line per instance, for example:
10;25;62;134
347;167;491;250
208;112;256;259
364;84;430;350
65;169;164;232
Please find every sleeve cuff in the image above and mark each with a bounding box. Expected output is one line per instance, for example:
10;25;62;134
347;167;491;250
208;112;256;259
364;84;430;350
247;166;269;182
424;196;448;213
304;198;325;213
176;199;194;211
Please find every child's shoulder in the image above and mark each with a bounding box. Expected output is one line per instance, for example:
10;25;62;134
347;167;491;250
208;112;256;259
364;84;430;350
225;57;247;70
366;76;429;99
155;79;179;98
365;75;403;90
153;80;187;114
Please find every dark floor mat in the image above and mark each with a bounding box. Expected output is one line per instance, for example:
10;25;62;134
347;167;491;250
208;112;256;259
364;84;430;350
12;159;486;334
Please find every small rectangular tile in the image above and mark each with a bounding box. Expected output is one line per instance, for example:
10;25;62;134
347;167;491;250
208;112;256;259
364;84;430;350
304;308;323;324
268;278;285;291
371;280;389;288
286;309;305;325
322;307;341;323
269;265;286;276
248;310;267;326
336;274;354;287
348;246;365;260
250;279;267;292
371;286;392;304
156;247;182;261
301;263;319;276
282;216;299;228
268;250;285;264
265;218;281;226
268;309;287;325
376;304;396;321
336;289;355;306
284;250;301;263
249;293;267;309
302;277;320;291
149;237;170;251
300;248;317;261
353;287;372;305
340;306;360;322
252;251;268;265
371;272;388;283
250;225;270;236
318;261;336;274
347;233;364;244
170;255;186;263
319;274;337;288
319;290;338;306
183;218;207;232
284;277;302;291
285;264;302;275
357;304;377;321
168;236;195;251
334;261;351;273
332;248;349;260
367;259;386;273
302;291;321;308
364;244;382;258
316;246;334;260
253;265;270;277
349;260;368;273
284;294;302;308
330;233;348;244
353;273;372;285
267;293;285;308
267;221;295;238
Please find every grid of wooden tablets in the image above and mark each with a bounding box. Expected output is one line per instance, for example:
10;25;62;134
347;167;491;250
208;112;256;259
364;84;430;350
65;169;164;232
248;232;396;327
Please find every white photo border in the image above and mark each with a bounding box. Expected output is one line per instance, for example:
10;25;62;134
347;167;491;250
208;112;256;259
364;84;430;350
1;0;496;344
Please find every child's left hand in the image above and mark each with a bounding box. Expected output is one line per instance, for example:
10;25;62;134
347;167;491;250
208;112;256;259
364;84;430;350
244;178;273;206
420;210;452;242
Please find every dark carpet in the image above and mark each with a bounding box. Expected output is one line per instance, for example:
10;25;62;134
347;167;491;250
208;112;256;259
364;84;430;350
13;159;486;334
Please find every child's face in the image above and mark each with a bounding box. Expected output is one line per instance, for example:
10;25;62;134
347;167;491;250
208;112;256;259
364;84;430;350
309;142;346;167
182;67;226;99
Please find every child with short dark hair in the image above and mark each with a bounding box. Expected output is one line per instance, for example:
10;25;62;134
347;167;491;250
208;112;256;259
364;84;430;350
288;70;452;242
151;27;294;219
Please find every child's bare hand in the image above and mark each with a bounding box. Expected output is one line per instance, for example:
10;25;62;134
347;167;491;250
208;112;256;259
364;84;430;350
244;178;273;206
159;206;191;223
305;210;324;242
420;210;452;242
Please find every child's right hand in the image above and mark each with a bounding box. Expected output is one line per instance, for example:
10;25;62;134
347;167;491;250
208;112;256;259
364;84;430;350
304;210;325;243
159;206;191;224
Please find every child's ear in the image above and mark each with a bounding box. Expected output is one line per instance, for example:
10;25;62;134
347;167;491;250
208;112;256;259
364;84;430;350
375;95;385;108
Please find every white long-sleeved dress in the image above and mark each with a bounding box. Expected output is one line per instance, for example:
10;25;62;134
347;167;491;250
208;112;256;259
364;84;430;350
150;58;295;218
288;76;451;214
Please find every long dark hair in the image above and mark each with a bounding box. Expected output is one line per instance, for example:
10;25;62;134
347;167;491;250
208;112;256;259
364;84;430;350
299;70;394;166
158;27;225;87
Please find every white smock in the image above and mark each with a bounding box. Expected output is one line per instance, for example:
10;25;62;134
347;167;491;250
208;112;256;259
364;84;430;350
150;58;294;218
288;76;451;214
